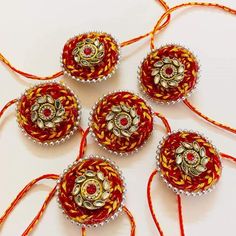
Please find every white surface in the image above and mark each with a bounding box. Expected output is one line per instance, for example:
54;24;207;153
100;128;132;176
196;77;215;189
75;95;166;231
1;0;236;235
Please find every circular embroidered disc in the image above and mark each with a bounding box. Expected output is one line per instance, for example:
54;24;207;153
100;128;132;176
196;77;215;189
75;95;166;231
61;32;120;82
138;45;199;103
89;91;153;155
157;130;222;196
17;82;81;145
57;155;126;227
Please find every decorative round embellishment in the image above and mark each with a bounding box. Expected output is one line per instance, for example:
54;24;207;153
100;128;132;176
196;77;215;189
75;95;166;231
17;82;81;145
138;44;199;104
157;130;222;196
152;57;185;88
89;91;153;155
61;32;120;82
106;104;140;138
57;155;126;227
176;141;209;177
31;95;65;129
72;170;111;210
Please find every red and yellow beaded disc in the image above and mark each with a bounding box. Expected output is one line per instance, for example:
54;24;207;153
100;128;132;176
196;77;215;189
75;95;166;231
89;91;153;155
61;32;120;82
57;156;125;227
139;45;199;103
17;82;81;145
157;130;222;195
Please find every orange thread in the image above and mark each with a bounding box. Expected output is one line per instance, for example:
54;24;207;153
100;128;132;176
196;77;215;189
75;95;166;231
151;2;236;48
177;195;185;236
184;99;236;135
147;170;164;236
22;186;57;236
81;226;86;236
0;0;171;81
147;170;186;236
154;112;172;133
150;0;171;49
76;127;90;161
121;0;171;48
220;152;236;163
0;174;59;226
0;98;18;120
0;51;63;80
123;206;136;236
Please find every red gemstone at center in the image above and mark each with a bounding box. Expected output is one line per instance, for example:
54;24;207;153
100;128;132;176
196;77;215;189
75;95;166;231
165;67;173;75
186;153;195;161
120;117;128;126
83;47;92;55
43;108;52;117
86;184;97;195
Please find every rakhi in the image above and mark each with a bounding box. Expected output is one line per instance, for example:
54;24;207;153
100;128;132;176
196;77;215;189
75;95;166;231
0;129;136;236
89;90;154;155
146;117;236;235
138;1;236;137
1;81;82;145
88;90;170;155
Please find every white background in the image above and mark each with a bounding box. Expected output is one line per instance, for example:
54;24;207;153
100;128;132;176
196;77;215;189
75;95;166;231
1;0;236;235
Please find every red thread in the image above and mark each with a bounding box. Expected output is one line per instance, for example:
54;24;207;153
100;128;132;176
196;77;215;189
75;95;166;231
0;52;63;80
147;170;186;236
184;99;236;135
220;152;236;163
177;195;185;236
0;174;59;226
147;170;164;236
22;186;57;236
76;127;90;161
0;99;18;120
123;206;136;236
154;112;172;133
151;2;236;48
82;226;86;236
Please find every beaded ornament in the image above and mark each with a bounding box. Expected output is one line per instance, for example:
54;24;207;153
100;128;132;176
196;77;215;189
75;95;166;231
16;82;81;145
57;156;126;227
147;118;236;236
138;44;198;104
61;32;120;82
89;91;153;155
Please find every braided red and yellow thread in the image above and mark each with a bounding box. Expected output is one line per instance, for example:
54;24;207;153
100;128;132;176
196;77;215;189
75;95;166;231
62;32;119;81
140;45;198;103
58;158;125;225
159;131;222;193
90;91;153;153
17;82;80;143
